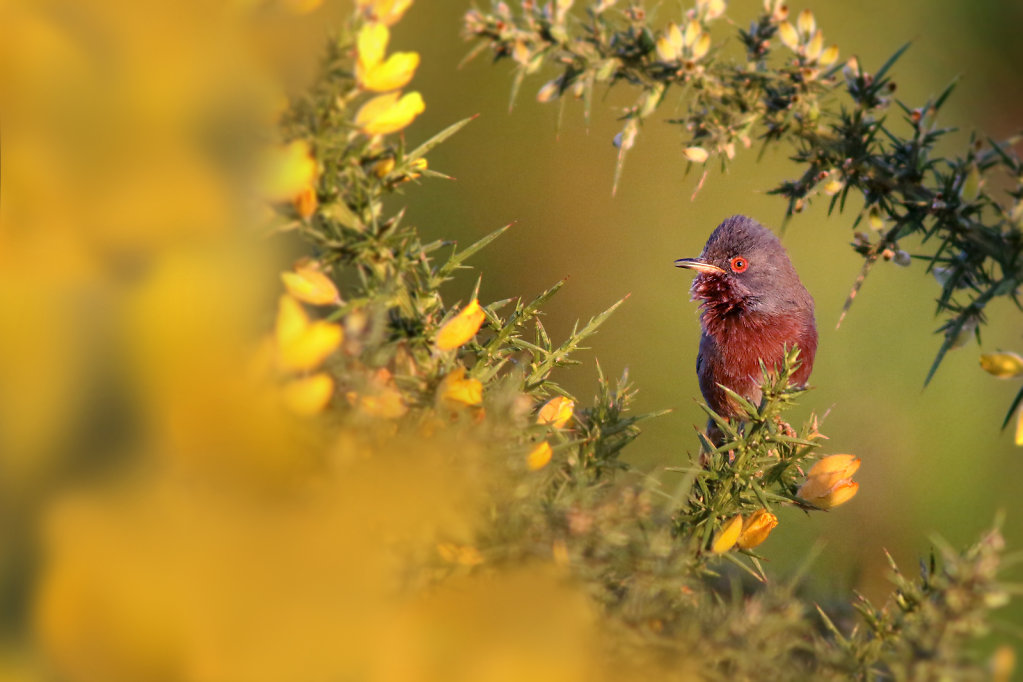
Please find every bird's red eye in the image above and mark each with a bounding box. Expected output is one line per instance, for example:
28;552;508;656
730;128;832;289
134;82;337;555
730;256;749;273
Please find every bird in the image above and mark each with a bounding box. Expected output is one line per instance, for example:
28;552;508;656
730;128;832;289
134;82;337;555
674;215;817;438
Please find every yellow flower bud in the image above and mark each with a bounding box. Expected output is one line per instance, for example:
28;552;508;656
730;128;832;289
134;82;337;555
655;35;677;63
692;33;712;60
797;454;861;509
373;157;396;177
777;22;800;51
979;352;1023;379
711;514;743;553
438;367;483;406
512;40;531;65
737;509;778;550
280;262;340;306
536;80;560;103
281;373;334;415
823;178;843;196
527;441;553;471
703;0;726;20
806;30;823;62
684;146;710;163
1016;406;1023;447
355;91;425;136
691;32;707;60
275;295;343;372
537;396;574;428
435;298;486;350
683;20;702;48
819;44;839;66
797;9;815;37
961;165;983;202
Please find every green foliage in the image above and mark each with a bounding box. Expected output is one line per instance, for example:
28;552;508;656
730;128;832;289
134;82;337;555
463;0;1023;427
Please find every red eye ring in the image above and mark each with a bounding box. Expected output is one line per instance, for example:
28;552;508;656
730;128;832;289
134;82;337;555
730;256;749;273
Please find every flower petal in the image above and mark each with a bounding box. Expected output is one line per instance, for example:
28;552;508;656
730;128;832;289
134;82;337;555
537;396;574;428
282;373;334;415
711;514;743;553
281;264;340;306
435;298;486;351
527;441;553;471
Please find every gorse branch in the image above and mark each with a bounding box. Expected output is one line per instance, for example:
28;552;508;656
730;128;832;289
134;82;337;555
463;0;1023;425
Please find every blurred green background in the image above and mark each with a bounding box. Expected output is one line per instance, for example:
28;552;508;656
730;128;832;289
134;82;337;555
393;0;1023;606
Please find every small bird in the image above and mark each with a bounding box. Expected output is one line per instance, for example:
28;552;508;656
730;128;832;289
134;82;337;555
675;215;817;433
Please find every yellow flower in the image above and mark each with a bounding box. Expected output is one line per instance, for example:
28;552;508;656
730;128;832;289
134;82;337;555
736;509;778;550
438;367;483;406
527;441;553;471
711;514;743;553
797;454;861;509
357;0;413;26
259;140;316;202
355;91;425;136
281;373;334;415
435;298;486;351
275;295;343;372
979;352;1023;379
356;22;420;92
684;146;709;163
537;396;574;428
280;262;340;306
293;186;317;219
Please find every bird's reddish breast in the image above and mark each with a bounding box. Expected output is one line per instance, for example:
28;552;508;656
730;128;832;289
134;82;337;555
699;309;817;415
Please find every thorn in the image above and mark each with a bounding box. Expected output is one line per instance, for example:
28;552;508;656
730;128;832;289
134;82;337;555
690;169;709;202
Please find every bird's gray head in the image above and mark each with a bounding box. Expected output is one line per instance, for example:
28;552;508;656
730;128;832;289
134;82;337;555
674;215;813;318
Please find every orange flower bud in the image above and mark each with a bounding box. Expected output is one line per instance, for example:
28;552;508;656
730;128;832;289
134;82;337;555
537;396;574;428
280;262;340;306
527;441;553;471
736;509;778;549
435;299;486;351
798;454;861;509
438;367;483;407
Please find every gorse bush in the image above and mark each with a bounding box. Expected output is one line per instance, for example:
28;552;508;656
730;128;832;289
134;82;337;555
4;1;1018;681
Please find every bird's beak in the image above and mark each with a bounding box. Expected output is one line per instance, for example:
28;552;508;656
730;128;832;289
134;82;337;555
674;258;726;274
